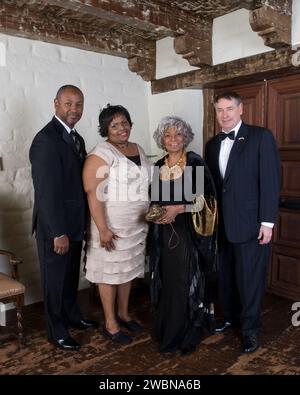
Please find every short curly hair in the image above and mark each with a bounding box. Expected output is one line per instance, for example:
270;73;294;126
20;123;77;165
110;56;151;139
98;104;132;137
153;116;194;149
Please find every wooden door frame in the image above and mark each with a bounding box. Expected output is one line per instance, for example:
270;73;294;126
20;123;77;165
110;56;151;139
202;68;300;152
202;71;300;300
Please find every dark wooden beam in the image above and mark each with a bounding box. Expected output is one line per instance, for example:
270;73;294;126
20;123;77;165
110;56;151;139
174;29;213;67
45;0;210;39
255;0;292;15
202;88;215;154
0;2;155;60
128;56;155;81
151;48;297;94
250;5;291;49
54;0;212;74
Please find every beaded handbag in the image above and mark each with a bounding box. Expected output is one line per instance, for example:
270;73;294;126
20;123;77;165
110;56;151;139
145;204;166;222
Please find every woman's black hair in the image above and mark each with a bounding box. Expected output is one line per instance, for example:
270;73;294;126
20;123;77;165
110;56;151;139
98;104;132;137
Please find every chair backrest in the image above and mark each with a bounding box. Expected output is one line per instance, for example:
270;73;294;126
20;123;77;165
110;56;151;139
0;249;22;280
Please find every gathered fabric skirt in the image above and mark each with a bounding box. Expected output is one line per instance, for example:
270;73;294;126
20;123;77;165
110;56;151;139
85;200;149;285
153;214;202;353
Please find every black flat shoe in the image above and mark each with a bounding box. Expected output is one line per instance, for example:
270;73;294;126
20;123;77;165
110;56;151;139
53;337;81;351
102;327;132;345
71;319;99;330
117;316;143;333
242;334;259;353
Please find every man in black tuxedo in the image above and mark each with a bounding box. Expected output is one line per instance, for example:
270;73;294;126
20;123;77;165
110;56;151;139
29;85;97;351
205;91;280;353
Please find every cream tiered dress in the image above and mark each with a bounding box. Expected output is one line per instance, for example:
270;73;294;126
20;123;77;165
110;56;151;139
85;141;151;284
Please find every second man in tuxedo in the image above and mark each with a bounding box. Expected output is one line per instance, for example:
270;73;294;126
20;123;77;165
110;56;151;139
205;91;280;353
30;85;97;351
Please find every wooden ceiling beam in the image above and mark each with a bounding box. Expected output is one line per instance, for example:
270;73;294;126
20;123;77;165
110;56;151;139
174;29;213;67
45;0;210;39
250;4;291;49
128;56;155;81
0;2;155;60
253;0;292;15
151;48;296;94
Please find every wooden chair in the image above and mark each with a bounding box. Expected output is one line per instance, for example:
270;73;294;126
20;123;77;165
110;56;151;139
0;249;25;347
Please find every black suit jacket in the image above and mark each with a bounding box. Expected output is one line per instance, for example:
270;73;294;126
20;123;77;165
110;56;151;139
29;117;87;241
205;122;280;243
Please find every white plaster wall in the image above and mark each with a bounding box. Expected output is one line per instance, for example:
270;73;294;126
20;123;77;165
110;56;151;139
156;37;198;79
213;8;273;65
155;8;275;78
156;5;300;68
0;42;5;66
292;0;300;45
147;89;203;159
156;5;300;74
0;33;151;306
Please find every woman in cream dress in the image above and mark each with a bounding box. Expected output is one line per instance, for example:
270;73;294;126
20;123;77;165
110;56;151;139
83;105;151;344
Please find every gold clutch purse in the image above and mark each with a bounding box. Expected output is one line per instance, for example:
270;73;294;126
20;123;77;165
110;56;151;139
145;204;166;222
192;195;217;236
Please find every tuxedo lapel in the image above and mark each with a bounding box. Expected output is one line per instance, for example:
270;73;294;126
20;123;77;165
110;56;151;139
223;122;248;183
211;137;222;181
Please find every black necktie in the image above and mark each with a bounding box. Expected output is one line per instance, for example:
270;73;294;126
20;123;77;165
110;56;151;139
219;131;235;141
70;130;83;159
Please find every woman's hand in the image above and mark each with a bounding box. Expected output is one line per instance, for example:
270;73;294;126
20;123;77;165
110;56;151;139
99;228;119;251
157;205;185;224
53;235;69;255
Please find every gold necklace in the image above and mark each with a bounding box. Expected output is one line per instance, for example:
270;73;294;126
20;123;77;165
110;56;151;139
160;150;186;180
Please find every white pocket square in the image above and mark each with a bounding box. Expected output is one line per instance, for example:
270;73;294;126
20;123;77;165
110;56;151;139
238;137;245;140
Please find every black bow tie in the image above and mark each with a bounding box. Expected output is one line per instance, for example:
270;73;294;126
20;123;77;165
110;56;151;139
219;131;235;141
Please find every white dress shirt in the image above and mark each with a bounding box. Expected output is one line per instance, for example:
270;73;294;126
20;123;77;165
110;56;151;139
55;115;73;134
218;121;273;229
218;121;241;179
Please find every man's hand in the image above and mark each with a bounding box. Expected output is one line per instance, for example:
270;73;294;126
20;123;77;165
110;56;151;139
54;235;69;255
258;225;273;245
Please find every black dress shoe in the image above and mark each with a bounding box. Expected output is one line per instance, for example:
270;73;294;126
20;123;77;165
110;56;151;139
117;316;143;333
53;337;81;351
71;319;99;330
214;320;233;333
242;334;259;353
102;326;132;345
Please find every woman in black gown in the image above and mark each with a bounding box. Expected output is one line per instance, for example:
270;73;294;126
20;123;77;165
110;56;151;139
148;116;217;354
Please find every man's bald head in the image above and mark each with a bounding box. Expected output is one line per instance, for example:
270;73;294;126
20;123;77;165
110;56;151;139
54;85;84;128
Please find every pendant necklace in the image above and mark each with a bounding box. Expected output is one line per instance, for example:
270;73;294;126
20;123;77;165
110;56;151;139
160;150;186;180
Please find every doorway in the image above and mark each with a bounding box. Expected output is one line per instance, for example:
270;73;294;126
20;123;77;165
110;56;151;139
205;74;300;300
